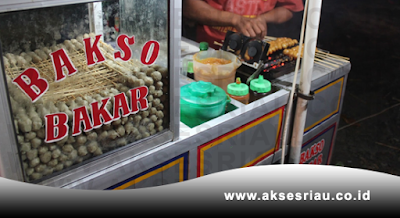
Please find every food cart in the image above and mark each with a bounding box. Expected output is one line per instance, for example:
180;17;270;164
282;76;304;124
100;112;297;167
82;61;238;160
0;0;350;189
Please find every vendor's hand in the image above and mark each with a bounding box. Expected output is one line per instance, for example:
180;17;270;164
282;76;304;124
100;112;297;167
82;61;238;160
233;15;267;39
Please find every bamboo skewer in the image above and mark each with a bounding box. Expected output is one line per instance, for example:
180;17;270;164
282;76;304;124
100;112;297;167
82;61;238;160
321;58;347;66
51;85;113;97
213;41;236;52
264;36;277;41
318;52;349;61
314;55;346;65
315;52;349;63
326;53;350;60
314;57;340;68
4;38;139;104
214;41;223;47
314;60;335;69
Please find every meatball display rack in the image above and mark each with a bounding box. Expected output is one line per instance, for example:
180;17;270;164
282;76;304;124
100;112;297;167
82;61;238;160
2;32;169;182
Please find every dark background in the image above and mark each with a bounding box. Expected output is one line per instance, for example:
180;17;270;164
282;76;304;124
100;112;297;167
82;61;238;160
318;0;400;175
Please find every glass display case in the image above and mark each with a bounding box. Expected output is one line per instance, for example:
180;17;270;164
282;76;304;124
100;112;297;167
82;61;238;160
0;0;180;184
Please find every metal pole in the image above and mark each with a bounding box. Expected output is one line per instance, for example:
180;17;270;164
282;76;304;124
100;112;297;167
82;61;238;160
88;2;104;41
280;0;309;164
288;0;322;164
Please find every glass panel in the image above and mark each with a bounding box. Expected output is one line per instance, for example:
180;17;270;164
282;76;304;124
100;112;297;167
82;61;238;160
0;0;169;182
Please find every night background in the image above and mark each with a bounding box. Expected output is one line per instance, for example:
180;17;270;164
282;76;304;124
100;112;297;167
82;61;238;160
318;0;400;175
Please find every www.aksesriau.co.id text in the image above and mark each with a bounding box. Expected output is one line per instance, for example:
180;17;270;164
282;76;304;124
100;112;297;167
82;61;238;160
224;190;371;201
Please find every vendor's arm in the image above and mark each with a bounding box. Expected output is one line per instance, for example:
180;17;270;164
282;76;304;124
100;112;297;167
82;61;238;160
259;7;294;24
183;0;237;27
183;0;267;39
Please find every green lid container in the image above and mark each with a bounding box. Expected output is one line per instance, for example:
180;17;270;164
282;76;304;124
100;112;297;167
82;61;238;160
250;75;271;93
199;42;209;51
180;81;230;128
227;78;249;96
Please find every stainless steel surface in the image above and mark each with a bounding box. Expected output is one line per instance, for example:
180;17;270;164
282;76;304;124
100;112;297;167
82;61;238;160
273;72;350;164
0;0;96;13
169;0;182;141
181;38;200;57
0;52;24;181
255;153;274;166
275;62;351;92
199;110;281;176
272;147;285;163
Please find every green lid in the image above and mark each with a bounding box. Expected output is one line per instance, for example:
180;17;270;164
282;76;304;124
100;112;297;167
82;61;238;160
199;42;209;51
250;75;271;93
180;81;227;107
227;78;249;96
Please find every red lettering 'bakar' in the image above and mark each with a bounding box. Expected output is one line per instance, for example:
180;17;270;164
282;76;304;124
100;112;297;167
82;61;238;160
12;68;49;103
91;97;113;129
72;106;93;136
130;86;149;113
45;86;150;142
44;113;69;143
113;92;131;120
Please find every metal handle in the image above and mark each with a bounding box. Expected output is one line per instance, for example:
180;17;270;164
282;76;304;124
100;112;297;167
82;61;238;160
246;61;264;85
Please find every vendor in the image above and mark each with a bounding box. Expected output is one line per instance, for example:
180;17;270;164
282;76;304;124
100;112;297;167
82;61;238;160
182;0;304;49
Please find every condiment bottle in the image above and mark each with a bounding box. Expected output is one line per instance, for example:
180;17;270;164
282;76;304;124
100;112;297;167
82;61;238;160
185;42;208;80
227;77;250;104
249;75;272;102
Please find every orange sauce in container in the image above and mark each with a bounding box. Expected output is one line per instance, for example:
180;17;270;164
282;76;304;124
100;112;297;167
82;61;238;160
227;78;250;105
228;93;250;105
198;57;232;65
193;50;241;93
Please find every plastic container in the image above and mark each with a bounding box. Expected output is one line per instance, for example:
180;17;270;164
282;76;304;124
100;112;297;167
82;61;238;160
249;75;272;102
227;77;249;105
180;81;231;128
193;50;242;93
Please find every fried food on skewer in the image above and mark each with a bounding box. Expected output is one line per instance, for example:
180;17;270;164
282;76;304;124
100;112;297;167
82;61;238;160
283;45;319;59
267;37;298;55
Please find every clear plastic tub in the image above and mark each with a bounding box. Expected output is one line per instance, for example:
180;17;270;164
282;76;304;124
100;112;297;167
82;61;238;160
193;50;242;93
